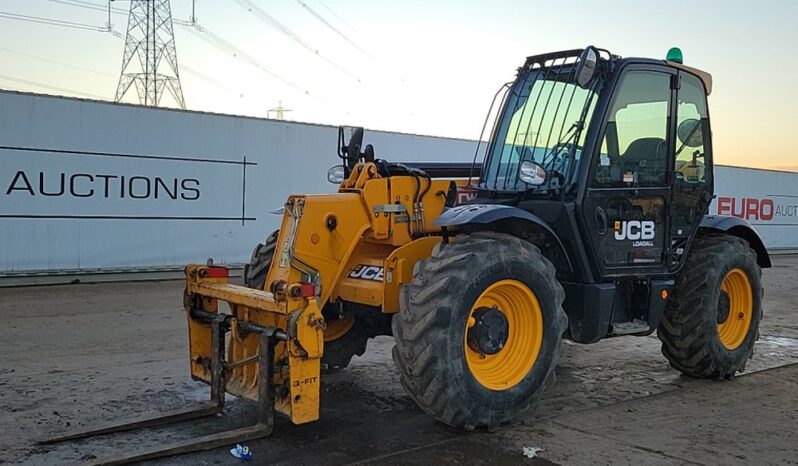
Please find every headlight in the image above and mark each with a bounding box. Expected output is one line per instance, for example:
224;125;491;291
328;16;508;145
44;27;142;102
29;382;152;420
327;165;345;184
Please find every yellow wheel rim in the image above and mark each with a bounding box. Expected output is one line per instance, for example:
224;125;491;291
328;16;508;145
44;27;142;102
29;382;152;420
465;279;543;391
717;268;753;350
324;315;355;342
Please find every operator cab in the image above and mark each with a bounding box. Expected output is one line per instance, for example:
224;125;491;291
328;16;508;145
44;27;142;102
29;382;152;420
439;47;737;342
467;47;714;280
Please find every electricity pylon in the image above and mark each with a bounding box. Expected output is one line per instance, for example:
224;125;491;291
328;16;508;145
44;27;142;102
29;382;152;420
267;101;292;120
115;0;186;109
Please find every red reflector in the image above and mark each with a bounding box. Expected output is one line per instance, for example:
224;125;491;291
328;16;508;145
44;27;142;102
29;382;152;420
206;267;229;278
299;282;315;298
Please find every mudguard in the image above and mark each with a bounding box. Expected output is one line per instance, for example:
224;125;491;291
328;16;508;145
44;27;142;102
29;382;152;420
435;204;573;273
699;215;771;268
436;204;541;227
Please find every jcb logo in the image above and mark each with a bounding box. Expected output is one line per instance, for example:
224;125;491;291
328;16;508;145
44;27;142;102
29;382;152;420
614;220;655;241
349;264;384;281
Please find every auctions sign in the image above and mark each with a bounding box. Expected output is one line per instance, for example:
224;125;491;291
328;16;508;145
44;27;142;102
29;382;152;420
5;171;200;201
0;146;254;222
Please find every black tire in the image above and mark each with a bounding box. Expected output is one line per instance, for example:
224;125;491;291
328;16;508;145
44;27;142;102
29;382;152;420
243;230;368;372
243;230;279;290
392;232;567;430
658;234;763;379
320;315;369;372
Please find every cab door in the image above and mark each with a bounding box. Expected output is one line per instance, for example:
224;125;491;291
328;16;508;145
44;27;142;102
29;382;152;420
669;71;713;270
582;66;675;276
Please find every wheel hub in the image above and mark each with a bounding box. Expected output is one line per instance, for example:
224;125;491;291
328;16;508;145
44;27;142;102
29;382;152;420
324;315;355;342
717;290;731;324
467;306;509;355
717;268;754;350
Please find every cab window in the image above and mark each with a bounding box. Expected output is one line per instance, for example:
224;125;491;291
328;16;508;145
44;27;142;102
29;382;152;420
593;71;671;187
674;73;710;184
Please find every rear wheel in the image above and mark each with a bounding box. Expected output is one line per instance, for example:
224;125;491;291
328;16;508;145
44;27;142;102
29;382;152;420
244;231;368;372
658;234;763;379
392;232;567;430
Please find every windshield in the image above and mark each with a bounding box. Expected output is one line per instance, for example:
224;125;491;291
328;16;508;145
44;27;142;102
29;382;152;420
480;55;603;192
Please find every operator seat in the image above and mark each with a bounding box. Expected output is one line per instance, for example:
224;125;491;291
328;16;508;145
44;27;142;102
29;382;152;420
622;137;667;185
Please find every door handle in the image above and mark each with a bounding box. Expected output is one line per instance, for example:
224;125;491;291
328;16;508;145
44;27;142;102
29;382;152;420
594;206;608;235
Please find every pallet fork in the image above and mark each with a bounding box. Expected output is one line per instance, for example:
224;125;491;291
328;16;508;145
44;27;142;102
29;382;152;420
40;309;288;465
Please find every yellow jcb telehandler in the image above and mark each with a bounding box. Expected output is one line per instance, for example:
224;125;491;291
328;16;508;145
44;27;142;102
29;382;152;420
44;46;771;464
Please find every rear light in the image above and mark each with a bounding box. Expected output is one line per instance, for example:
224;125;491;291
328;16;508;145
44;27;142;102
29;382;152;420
206;266;229;278
298;282;316;298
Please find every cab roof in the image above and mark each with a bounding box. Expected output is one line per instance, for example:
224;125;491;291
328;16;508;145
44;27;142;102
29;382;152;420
522;48;713;95
617;56;713;95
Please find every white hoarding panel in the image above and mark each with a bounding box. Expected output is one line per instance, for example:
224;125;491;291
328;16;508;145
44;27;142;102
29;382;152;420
0;91;476;274
712;166;798;251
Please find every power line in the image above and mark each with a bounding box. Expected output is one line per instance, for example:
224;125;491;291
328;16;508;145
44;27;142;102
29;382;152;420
0;14;263;105
233;0;361;84
315;0;365;38
0;73;106;99
67;0;126;14
46;0;124;36
106;21;247;99
180;63;243;96
48;0;126;15
0;2;331;108
49;0;105;13
0;45;242;100
293;0;378;63
0;11;106;31
97;16;247;99
0;47;116;78
303;0;407;88
180;23;319;100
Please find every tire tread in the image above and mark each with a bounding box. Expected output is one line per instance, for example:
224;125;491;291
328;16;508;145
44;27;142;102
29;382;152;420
658;234;762;379
392;232;567;429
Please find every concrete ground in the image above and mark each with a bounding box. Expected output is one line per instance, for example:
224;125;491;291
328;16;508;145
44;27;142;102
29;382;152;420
1;256;797;465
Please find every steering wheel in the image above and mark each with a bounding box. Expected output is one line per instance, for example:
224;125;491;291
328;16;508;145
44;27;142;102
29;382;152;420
548;142;582;174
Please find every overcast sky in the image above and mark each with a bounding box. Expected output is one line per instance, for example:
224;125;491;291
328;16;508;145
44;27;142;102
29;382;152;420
0;0;796;170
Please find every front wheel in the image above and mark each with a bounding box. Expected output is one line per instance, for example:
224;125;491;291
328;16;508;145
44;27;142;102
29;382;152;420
658;234;763;379
392;232;567;430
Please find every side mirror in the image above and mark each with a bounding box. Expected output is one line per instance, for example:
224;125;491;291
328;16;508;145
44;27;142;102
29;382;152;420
346;127;364;159
519;161;547;186
677;119;703;147
338;126;365;172
327;165;346;184
575;46;599;89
